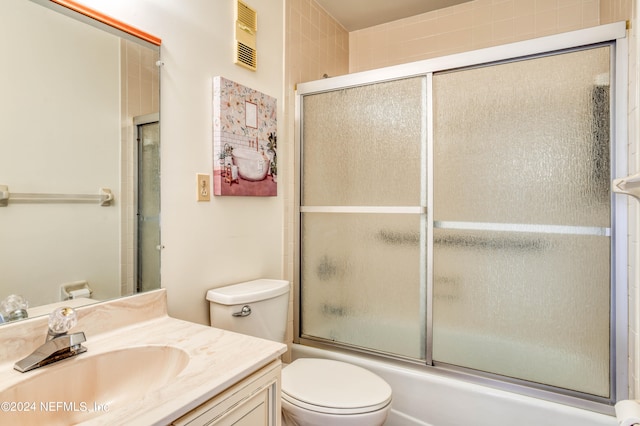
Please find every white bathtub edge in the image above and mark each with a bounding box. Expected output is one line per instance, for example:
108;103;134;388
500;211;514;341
291;344;617;426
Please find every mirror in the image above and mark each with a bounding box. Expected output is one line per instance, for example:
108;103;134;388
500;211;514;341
0;0;161;322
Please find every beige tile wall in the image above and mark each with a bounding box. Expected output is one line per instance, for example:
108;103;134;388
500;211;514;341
602;0;634;23
284;0;349;360
286;0;349;84
350;0;603;73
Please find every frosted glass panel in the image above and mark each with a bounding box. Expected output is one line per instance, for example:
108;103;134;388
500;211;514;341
301;213;424;359
432;46;612;397
433;47;610;227
432;229;610;396
302;77;424;206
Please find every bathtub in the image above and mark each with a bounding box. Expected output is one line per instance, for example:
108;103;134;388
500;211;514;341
291;344;617;426
232;148;270;181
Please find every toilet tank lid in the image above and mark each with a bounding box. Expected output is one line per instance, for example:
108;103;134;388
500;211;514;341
206;279;289;305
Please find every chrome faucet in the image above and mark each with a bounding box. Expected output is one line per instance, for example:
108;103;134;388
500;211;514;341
14;307;87;373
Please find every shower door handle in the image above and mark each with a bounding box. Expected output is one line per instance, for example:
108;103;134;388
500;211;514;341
613;173;640;201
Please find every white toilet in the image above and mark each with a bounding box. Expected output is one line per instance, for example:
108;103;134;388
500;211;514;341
206;279;392;426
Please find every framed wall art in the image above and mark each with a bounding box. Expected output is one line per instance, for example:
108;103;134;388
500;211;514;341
212;76;277;196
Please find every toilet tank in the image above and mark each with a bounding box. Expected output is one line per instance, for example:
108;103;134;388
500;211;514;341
206;279;289;343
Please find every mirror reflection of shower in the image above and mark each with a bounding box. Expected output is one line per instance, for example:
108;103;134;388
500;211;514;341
135;115;161;294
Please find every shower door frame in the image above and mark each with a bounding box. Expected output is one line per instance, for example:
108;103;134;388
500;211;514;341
134;113;161;294
294;22;628;412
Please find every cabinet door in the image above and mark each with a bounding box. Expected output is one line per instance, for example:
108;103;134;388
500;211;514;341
172;360;281;426
215;386;270;426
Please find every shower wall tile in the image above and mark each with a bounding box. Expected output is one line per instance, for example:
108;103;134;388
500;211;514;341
536;0;558;13
283;0;350;360
584;0;601;23
515;0;536;16
534;10;559;36
601;0;634;23
349;0;601;73
558;4;584;31
287;0;349;83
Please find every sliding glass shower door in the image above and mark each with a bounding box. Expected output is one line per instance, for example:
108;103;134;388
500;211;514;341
432;46;612;397
300;76;427;360
298;36;620;400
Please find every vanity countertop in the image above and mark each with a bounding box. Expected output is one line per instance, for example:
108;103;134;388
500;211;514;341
0;289;287;425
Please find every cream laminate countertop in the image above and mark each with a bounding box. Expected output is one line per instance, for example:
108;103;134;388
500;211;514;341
0;289;287;425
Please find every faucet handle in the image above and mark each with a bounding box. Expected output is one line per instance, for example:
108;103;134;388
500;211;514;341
0;294;29;321
48;307;78;335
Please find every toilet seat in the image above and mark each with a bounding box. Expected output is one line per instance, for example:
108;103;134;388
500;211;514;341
281;358;392;415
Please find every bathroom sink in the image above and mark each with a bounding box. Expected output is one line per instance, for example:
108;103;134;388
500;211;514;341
0;345;189;425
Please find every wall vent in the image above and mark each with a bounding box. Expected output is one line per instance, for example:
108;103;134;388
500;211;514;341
235;1;257;71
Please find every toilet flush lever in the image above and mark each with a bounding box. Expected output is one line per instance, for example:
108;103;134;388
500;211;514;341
232;305;252;317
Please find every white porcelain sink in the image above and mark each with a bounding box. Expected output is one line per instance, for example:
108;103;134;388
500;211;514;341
0;345;189;425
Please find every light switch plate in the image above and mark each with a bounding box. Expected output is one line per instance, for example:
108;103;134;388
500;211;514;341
197;174;211;201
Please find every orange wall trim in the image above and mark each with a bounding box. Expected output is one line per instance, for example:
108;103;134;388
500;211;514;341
50;0;161;46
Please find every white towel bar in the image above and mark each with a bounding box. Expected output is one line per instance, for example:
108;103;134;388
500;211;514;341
0;185;113;206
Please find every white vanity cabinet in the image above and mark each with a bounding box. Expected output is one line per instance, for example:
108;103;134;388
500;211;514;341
173;360;281;426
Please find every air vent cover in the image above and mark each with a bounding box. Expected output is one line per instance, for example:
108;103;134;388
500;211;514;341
235;1;257;71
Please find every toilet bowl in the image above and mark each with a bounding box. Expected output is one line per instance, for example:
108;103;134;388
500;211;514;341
206;279;393;426
281;358;392;426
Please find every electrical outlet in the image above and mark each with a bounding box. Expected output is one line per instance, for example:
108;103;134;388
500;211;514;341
197;174;210;201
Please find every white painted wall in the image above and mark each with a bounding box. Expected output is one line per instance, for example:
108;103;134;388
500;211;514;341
75;0;286;325
0;0;121;306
